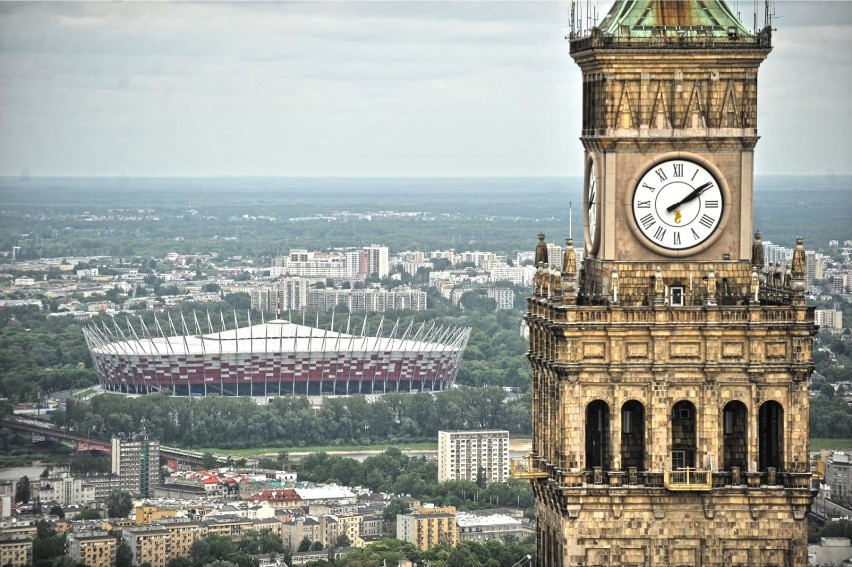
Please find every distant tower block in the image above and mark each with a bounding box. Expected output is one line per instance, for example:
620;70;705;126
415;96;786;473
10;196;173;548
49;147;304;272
520;2;816;566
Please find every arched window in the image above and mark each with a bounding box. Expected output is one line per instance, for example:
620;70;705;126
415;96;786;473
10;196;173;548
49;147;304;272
585;400;610;470
723;401;748;470
759;401;784;470
671;400;697;469
621;400;645;471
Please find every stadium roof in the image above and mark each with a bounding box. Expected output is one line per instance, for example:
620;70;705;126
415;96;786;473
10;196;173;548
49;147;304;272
87;318;469;357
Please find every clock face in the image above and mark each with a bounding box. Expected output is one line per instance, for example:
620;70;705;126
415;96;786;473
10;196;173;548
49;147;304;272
631;159;723;252
585;156;600;255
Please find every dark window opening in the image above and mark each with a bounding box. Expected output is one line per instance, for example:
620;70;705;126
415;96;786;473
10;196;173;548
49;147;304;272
671;400;697;469
759;401;784;471
585;400;610;470
723;400;748;470
621;400;645;471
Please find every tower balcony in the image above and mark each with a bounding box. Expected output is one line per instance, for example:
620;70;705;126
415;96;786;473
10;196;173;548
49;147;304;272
509;455;549;479
663;467;711;491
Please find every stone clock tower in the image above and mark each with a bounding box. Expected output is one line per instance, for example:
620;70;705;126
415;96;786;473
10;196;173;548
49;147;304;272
518;1;817;566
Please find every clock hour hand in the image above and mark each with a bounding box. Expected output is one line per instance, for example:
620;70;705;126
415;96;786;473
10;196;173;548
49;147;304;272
666;182;713;213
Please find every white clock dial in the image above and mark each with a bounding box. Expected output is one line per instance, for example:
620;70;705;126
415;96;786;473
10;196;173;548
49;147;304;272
585;156;600;255
632;159;723;251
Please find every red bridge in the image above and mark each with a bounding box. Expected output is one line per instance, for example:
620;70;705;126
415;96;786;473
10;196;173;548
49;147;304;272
3;416;205;468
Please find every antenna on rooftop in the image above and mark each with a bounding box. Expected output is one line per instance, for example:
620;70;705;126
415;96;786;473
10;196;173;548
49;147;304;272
569;201;573;240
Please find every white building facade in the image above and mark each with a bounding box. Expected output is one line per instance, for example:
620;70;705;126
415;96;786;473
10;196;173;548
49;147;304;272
438;430;510;483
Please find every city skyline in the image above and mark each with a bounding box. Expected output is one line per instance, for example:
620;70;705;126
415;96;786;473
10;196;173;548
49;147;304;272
1;1;851;179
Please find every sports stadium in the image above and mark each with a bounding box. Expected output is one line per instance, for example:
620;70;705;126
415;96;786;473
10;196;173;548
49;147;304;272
84;314;470;397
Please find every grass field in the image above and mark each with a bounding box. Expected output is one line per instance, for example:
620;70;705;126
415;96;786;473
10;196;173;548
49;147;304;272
198;442;440;457
199;435;534;457
810;438;852;451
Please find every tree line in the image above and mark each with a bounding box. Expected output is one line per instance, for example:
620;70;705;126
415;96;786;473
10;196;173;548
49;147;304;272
56;387;531;449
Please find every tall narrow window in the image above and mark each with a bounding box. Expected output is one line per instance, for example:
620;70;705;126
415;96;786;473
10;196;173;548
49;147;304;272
621;401;645;471
759;401;784;470
671;400;697;469
723;401;748;470
585;400;610;470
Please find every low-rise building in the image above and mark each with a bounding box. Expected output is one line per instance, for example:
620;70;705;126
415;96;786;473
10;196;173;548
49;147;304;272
38;470;96;506
67;531;117;567
456;512;525;544
123;526;171;567
159;519;203;560
0;535;32;567
827;452;852;501
397;505;458;551
808;536;852;566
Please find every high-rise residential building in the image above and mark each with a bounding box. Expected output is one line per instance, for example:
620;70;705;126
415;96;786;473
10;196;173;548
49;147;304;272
396;505;458;551
762;240;790;270
807;250;826;287
111;432;160;498
522;2;815;565
438;430;509;483
364;245;389;278
251;277;309;313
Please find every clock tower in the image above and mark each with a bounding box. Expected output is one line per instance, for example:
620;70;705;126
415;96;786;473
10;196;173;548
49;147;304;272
518;1;817;566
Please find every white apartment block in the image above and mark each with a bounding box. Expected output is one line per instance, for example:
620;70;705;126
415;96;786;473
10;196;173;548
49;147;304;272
487;288;514;310
364;245;389;278
815;309;843;330
490;265;535;287
456;252;498;271
762;241;791;270
307;287;427;312
806;251;826;287
438;430;510;483
251;278;309;313
37;470;96;506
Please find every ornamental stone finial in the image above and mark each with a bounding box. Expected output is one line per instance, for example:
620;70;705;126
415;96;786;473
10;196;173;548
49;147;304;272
752;232;764;270
535;233;548;266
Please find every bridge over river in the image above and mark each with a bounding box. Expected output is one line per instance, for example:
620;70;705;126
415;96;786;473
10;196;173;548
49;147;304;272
3;416;208;469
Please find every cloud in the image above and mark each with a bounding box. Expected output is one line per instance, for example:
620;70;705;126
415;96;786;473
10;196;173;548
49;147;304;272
0;1;849;177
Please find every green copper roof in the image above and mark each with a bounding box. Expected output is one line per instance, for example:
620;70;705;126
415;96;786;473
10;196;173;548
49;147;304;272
598;0;753;38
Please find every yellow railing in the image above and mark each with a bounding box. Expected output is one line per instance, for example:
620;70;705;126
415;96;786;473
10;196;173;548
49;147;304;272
812;459;826;481
509;456;549;479
663;468;712;491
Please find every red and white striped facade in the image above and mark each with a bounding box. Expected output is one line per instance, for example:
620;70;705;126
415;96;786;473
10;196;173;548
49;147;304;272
84;316;470;397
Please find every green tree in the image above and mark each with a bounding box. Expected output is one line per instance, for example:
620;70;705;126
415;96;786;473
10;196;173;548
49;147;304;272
382;499;412;537
298;536;312;552
74;509;102;520
106;490;133;518
15;475;30;503
116;541;133;567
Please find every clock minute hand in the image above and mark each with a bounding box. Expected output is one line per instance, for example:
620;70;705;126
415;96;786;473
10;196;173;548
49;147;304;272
666;182;713;213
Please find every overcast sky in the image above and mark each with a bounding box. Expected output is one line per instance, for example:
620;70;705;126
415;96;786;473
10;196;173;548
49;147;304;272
0;1;850;178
